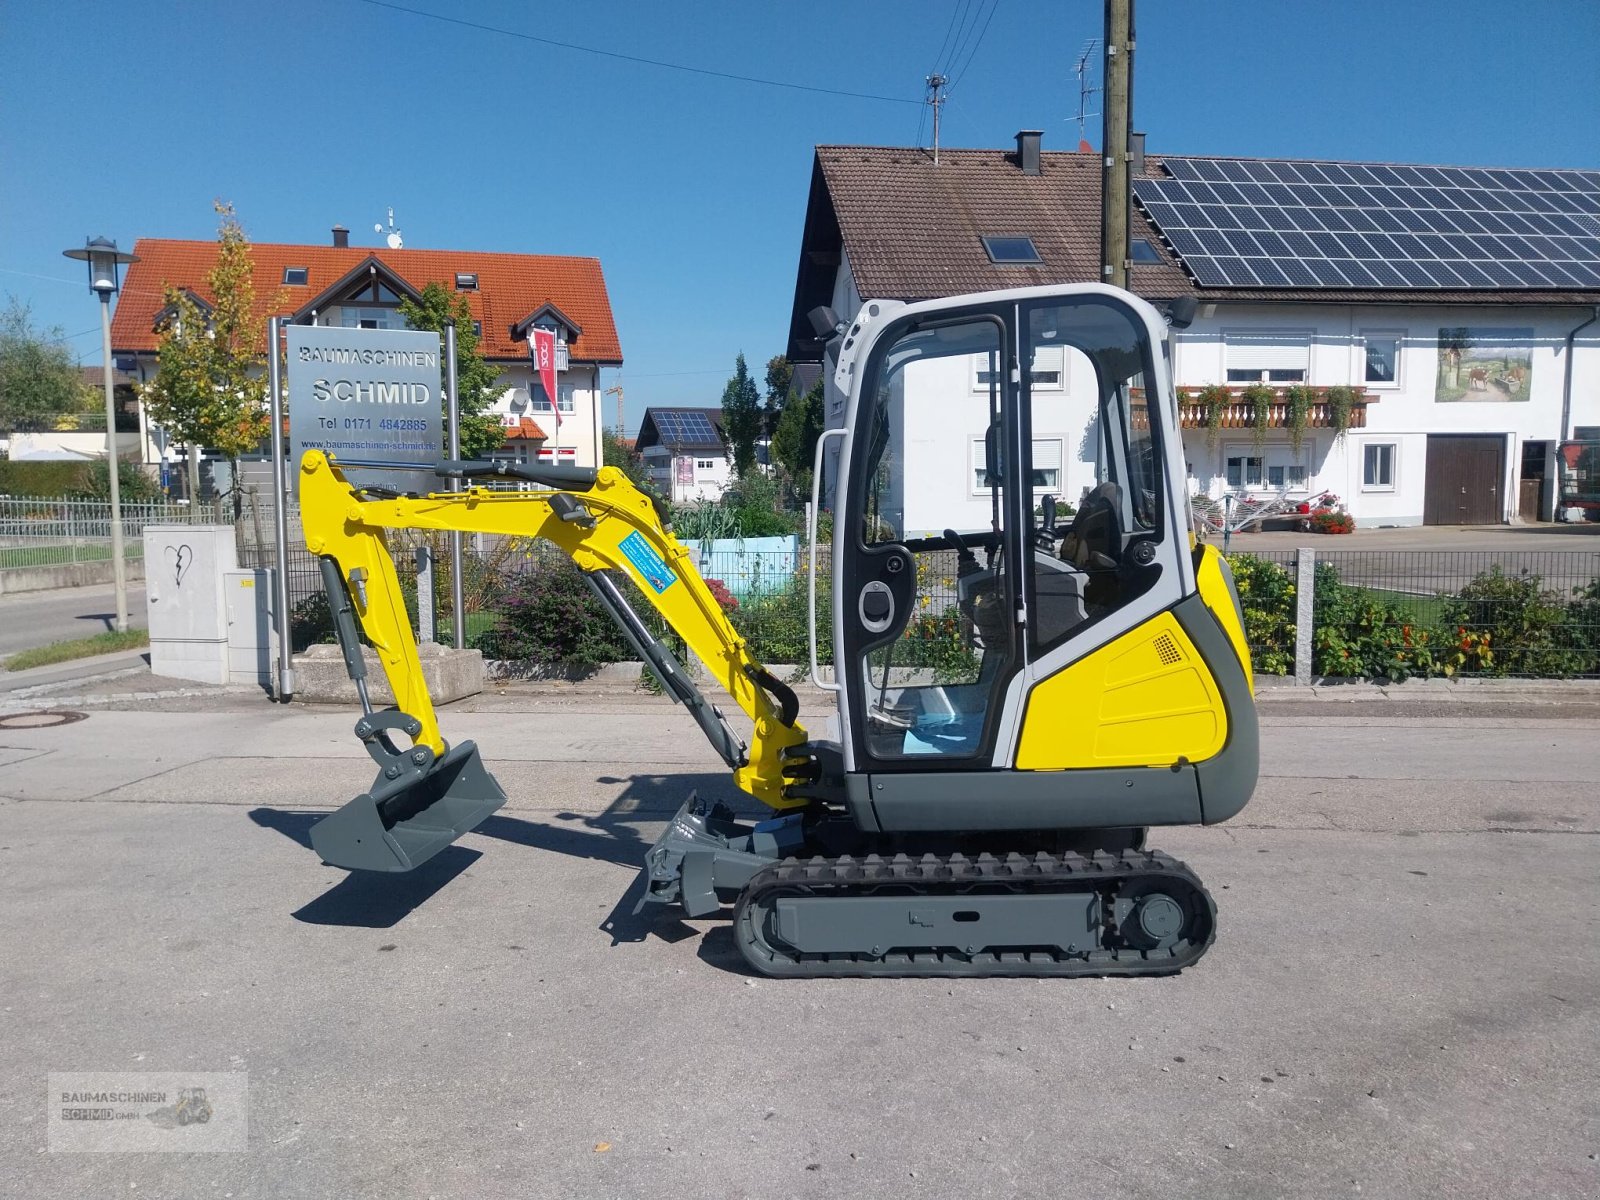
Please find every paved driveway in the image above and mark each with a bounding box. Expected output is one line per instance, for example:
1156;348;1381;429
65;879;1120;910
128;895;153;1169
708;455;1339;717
0;691;1595;1198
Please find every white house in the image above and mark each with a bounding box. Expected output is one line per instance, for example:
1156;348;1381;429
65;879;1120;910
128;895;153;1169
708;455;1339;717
634;407;733;503
787;136;1600;530
110;229;623;488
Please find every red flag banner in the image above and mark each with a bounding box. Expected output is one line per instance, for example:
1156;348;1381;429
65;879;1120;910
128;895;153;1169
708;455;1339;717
531;328;559;427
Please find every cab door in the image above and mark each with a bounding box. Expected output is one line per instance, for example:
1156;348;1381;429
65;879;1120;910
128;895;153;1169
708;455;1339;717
836;306;1024;771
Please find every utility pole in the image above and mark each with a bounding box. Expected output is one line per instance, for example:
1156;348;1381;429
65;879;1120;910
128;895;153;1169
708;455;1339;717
925;73;948;164
1100;0;1134;289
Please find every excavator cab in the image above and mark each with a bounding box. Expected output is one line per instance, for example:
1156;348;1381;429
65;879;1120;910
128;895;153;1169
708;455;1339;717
296;283;1256;978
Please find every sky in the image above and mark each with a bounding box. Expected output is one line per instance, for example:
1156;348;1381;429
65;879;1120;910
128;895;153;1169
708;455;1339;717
3;0;1598;432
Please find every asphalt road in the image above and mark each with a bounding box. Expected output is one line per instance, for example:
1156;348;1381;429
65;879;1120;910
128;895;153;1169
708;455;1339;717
0;692;1595;1198
0;581;147;658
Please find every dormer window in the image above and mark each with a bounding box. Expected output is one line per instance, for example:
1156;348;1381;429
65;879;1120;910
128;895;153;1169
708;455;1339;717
455;272;478;291
283;266;309;286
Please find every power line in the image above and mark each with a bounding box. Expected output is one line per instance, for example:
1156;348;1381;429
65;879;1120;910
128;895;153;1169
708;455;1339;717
350;0;921;106
941;0;977;77
931;1;967;79
949;0;999;89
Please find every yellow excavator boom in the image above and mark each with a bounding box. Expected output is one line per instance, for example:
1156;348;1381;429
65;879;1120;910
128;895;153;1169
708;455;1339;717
298;450;808;808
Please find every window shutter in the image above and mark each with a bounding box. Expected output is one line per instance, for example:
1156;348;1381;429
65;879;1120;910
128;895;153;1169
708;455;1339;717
1225;332;1310;373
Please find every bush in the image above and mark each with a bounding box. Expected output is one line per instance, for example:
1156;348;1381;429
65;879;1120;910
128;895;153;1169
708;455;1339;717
67;456;165;502
1311;564;1443;680
1225;554;1296;675
1437;567;1592;677
731;569;829;665
290;591;336;651
0;459;99;497
472;553;635;667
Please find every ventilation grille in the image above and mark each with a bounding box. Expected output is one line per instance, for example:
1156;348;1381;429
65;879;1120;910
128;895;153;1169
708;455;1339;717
1153;634;1183;666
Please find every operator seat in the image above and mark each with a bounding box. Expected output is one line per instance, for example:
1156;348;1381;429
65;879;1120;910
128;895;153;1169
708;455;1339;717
1059;481;1123;611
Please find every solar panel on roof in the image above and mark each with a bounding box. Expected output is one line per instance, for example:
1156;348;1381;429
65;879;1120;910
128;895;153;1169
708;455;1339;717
1134;157;1600;290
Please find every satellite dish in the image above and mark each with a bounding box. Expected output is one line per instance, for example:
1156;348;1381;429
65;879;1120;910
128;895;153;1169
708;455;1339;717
373;223;384;234
386;231;403;250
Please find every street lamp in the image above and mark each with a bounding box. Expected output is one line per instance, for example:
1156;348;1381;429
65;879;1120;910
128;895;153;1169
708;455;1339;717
62;236;139;633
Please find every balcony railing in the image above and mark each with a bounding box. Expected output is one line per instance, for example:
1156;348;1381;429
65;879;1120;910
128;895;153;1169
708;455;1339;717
1171;387;1375;432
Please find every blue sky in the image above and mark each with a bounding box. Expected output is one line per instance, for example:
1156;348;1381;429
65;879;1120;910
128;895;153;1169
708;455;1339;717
3;0;1597;430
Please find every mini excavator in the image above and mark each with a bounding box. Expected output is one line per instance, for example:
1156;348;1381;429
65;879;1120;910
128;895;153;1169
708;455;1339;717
298;283;1258;978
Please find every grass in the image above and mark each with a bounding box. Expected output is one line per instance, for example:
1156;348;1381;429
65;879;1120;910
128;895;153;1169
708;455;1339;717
1365;588;1449;624
434;611;499;644
3;628;149;672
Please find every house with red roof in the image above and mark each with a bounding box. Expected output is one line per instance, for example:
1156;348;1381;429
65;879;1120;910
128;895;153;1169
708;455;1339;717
109;226;623;479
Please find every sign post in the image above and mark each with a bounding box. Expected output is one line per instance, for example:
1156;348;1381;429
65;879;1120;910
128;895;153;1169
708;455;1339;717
267;316;293;699
444;321;465;650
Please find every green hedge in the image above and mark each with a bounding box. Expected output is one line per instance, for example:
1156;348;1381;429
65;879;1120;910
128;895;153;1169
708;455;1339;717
1228;555;1600;680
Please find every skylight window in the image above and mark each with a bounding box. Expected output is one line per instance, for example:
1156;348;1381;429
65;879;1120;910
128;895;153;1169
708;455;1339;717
981;236;1042;264
283;266;309;285
455;272;479;291
1130;238;1163;264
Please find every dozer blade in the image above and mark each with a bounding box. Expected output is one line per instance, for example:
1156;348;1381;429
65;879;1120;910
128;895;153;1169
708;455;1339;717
311;739;506;872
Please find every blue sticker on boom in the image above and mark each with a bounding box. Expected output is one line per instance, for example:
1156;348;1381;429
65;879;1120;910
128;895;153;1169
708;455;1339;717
619;530;677;594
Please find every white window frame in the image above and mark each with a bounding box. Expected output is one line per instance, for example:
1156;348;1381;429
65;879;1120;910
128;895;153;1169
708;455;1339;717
1222;440;1313;493
973;345;1066;392
529;381;576;413
536;446;577;465
1359;329;1405;390
1362;441;1398;492
338;305;407;331
695;458;716;471
1223;328;1313;385
972;436;1065;496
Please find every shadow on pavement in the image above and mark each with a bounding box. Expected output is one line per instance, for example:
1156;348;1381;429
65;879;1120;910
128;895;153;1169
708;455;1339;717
245;767;751;947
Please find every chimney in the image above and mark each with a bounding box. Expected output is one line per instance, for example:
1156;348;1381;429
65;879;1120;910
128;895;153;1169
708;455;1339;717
331;225;349;249
1016;129;1042;175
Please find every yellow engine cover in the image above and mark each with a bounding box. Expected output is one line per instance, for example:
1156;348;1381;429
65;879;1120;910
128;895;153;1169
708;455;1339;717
1015;612;1228;770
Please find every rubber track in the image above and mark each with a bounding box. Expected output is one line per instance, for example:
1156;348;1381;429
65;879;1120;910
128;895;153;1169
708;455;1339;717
732;848;1216;979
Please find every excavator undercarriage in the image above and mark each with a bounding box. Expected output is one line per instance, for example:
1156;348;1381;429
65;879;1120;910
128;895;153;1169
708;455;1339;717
295;283;1258;979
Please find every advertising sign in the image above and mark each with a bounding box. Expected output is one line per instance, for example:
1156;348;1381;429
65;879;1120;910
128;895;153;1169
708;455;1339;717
286;325;443;495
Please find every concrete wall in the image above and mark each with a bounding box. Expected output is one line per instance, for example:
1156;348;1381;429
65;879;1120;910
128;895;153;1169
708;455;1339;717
0;556;146;596
4;431;145;462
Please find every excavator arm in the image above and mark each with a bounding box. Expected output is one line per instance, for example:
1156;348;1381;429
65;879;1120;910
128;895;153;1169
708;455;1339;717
297;450;809;872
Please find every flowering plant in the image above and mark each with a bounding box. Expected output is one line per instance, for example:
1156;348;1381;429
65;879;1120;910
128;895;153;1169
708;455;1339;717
1310;508;1355;534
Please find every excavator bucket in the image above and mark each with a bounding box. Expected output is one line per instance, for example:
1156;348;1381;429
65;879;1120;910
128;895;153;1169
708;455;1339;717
305;553;506;872
310;736;506;873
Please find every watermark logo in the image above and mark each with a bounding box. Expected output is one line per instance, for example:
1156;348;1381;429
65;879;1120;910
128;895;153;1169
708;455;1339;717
48;1072;246;1152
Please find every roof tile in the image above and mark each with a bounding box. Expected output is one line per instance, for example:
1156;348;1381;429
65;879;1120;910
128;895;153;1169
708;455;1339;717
110;240;622;363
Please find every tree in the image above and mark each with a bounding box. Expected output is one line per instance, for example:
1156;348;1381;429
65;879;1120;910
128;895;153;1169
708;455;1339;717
763;354;793;437
771;375;825;493
719;352;762;477
0;300;93;433
601;427;650;489
141;202;283;508
396;282;505;460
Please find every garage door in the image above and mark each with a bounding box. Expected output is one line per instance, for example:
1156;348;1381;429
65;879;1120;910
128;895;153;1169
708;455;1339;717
1424;435;1505;525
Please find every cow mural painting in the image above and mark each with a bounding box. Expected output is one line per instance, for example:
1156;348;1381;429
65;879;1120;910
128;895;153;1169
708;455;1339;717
1436;327;1534;403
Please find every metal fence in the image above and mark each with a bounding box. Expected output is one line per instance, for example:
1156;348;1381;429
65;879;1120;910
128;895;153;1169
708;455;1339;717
232;522;1600;680
0;495;229;571
1227;547;1600;679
